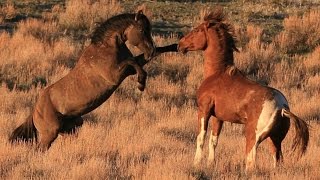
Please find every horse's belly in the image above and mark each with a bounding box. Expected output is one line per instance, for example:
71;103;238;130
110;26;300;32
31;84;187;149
214;104;246;124
79;87;119;115
50;81;119;116
215;111;244;124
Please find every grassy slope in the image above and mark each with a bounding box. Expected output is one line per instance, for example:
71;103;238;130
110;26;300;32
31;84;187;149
0;0;319;179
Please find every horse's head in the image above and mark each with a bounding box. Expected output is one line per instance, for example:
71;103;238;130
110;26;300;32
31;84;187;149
178;23;209;53
178;9;238;54
124;10;155;60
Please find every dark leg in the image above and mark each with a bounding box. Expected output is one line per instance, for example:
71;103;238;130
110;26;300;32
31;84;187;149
268;137;283;168
119;58;147;91
268;116;290;168
60;116;84;135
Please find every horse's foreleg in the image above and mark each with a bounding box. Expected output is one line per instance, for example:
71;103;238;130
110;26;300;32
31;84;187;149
194;110;210;166
207;117;223;166
119;59;147;91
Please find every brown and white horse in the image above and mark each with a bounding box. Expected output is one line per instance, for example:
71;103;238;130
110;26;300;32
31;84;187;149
178;9;309;171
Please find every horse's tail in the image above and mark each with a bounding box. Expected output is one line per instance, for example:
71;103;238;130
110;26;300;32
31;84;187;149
9;115;37;143
281;108;309;157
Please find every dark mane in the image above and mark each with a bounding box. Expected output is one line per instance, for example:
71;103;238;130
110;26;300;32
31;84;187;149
204;9;239;52
91;13;150;44
203;8;226;23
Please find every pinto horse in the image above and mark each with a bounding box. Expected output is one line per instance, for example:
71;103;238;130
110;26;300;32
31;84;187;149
178;9;309;171
10;11;178;150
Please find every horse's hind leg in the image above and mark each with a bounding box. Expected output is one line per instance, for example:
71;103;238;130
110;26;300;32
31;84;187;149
34;111;60;151
207;117;223;166
119;59;147;91
33;91;61;151
245;125;259;172
268;116;290;167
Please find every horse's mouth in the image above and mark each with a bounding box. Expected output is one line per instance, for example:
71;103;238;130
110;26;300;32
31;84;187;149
177;44;188;54
178;47;188;54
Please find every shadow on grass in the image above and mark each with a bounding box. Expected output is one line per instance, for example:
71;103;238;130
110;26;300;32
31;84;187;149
160;127;196;145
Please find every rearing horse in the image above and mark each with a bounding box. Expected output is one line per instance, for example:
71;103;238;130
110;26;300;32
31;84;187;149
178;9;309;171
10;11;177;150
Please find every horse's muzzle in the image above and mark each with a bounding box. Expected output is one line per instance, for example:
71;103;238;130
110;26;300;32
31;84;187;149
177;44;187;54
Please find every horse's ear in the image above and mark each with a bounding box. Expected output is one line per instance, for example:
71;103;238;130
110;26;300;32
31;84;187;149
135;10;144;21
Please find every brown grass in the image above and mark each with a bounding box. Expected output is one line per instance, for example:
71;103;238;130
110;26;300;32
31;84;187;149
0;1;319;179
58;0;123;31
275;10;320;54
0;2;16;21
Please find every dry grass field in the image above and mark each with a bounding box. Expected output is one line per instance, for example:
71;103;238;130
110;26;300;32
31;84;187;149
0;0;320;179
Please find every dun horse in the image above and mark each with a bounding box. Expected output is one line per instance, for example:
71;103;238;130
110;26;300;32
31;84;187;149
178;9;309;171
10;11;177;150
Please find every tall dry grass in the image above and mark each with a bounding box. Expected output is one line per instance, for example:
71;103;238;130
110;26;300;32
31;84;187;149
0;2;16;22
0;22;81;90
58;0;122;31
275;10;320;54
0;1;319;179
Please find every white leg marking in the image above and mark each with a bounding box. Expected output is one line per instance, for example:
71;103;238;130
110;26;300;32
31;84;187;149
194;117;206;166
273;155;277;168
207;131;218;166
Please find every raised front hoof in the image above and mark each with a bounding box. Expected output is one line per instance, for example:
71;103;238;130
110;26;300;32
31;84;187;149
138;84;145;91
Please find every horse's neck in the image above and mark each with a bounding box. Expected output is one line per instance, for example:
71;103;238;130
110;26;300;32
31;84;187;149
203;29;235;78
203;48;234;78
101;31;124;48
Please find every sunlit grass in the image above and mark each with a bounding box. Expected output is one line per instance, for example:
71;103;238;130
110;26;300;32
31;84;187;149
0;0;319;179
